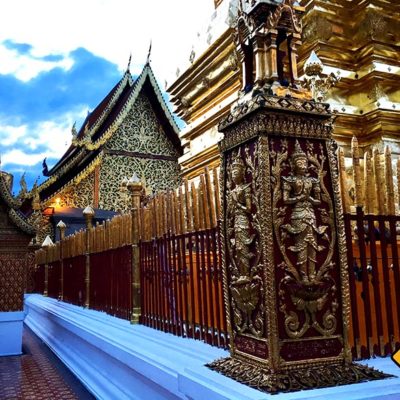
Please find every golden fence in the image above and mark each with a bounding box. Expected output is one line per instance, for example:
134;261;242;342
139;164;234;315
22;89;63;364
140;167;220;239
35;214;133;264
339;136;400;215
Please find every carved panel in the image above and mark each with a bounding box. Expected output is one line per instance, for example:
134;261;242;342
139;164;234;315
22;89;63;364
269;137;343;359
51;171;95;209
224;141;265;348
99;154;180;210
0;252;26;311
106;91;179;158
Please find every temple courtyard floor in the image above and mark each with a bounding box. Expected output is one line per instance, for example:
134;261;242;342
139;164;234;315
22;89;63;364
0;294;399;399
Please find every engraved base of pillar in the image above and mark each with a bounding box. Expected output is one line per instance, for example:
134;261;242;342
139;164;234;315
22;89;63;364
207;357;393;394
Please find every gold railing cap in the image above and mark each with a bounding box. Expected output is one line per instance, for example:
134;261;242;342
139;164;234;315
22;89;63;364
83;205;95;216
57;220;66;229
42;235;54;248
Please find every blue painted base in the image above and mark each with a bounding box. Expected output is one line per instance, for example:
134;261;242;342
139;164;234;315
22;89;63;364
24;295;400;400
0;311;24;356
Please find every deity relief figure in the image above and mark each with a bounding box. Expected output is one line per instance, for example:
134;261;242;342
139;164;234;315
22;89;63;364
281;141;327;283
228;150;255;281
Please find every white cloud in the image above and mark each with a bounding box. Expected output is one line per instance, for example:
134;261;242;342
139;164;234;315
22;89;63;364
0;0;215;85
0;107;88;166
0;43;74;82
2;149;47;167
0;123;27;146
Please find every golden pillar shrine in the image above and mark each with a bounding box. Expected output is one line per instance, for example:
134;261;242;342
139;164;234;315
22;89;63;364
168;0;400;183
204;0;390;393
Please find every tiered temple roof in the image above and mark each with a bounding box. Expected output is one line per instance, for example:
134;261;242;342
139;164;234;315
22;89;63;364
34;63;181;206
0;171;35;236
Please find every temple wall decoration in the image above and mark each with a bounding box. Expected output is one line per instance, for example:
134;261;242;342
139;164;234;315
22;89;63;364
106;92;179;158
225;142;266;354
0;200;33;312
47;172;95;209
0;252;26;312
99;154;180;211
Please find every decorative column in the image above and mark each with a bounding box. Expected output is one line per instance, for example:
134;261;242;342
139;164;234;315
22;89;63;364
127;173;143;324
83;206;95;308
41;235;54;297
265;30;279;82
252;33;267;88
57;220;66;301
207;92;390;394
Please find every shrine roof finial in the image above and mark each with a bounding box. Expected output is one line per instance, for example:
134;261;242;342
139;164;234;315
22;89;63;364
146;40;152;65
126;53;132;72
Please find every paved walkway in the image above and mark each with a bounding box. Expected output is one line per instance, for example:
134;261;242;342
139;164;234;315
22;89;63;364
0;325;94;400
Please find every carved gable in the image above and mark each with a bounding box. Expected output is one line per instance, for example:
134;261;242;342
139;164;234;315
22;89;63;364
105;91;179;158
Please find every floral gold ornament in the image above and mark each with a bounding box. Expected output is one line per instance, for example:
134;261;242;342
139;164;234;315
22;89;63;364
303;51;340;102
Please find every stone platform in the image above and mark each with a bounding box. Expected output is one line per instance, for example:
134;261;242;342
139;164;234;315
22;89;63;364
24;294;400;400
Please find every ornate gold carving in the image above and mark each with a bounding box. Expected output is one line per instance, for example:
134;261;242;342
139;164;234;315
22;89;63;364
220;94;330;131
106;92;179;158
0;253;26;312
8;209;36;236
303;51;340;102
207;357;392;394
17;173;28;200
220;108;332;153
266;0;302;33
271;139;337;339
226;144;264;338
326;138;352;362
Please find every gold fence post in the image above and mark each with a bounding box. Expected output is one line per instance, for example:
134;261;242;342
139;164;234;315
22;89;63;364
57;220;66;301
41;235;54;296
127;173;143;324
83;206;95;308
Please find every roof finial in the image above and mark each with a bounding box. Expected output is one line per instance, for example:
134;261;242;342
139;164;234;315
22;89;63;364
146;40;152;64
127;53;132;72
42;158;49;176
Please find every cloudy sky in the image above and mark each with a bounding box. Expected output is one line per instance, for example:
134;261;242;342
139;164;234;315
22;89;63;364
0;0;215;193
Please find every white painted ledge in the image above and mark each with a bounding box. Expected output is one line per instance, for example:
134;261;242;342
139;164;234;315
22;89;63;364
0;310;24;356
24;295;400;400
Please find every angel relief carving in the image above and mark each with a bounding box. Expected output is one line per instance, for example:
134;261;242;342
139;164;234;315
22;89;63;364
271;139;338;339
281;142;327;283
226;145;264;338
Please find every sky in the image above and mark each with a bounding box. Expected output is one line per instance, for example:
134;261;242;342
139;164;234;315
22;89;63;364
0;0;215;194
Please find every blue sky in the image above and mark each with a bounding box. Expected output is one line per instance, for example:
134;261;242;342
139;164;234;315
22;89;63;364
0;0;214;194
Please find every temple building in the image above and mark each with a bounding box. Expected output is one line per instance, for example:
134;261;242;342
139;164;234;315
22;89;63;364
168;0;400;180
0;170;35;356
23;63;182;241
2;1;400;398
